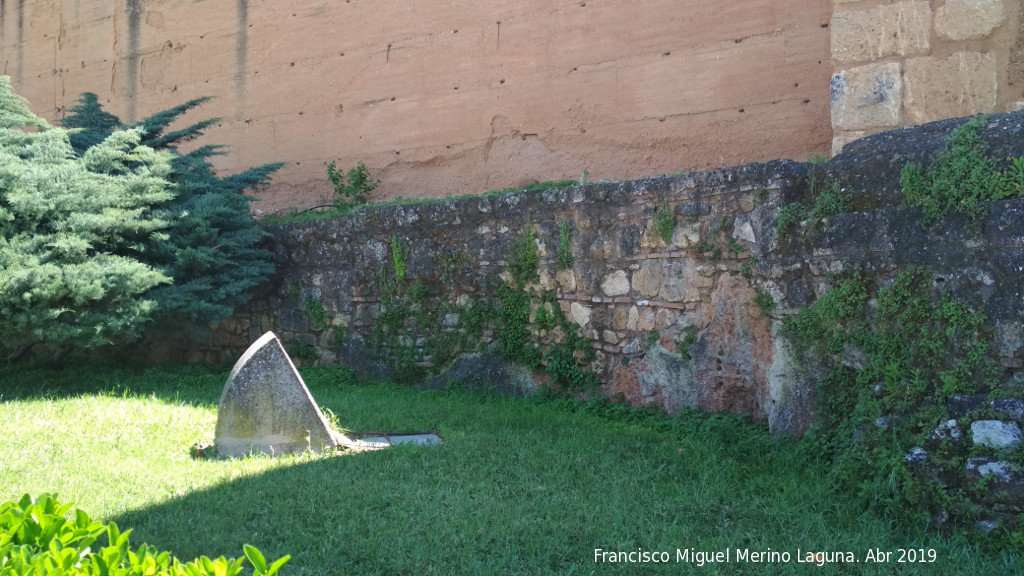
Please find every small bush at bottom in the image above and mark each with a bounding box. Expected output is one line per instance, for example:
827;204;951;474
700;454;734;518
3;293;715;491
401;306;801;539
0;493;289;576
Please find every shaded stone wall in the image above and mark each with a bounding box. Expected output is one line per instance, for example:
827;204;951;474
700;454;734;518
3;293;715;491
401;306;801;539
0;0;832;212
830;0;1024;153
137;111;1024;436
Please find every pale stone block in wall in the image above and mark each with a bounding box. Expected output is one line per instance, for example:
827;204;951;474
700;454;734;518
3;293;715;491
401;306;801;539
601;270;630;297
830;63;902;130
935;0;1006;41
830;1;932;64
904;52;998;125
832;131;867;156
570;302;593;328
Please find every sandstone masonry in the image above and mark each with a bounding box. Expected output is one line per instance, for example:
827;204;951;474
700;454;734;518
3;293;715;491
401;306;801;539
830;0;1023;154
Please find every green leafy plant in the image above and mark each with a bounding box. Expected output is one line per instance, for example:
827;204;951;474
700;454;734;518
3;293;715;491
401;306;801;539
305;297;332;332
901;115;1022;225
775;155;851;238
775;202;808;236
753;187;770;205
785;267;999;523
808;183;852;221
328;161;379;208
391;235;406;282
753;291;776;317
741;258;757;278
557;219;575;270
286;341;317;364
678;325;700;360
507;225;540;287
0;494;288;576
653;196;675;245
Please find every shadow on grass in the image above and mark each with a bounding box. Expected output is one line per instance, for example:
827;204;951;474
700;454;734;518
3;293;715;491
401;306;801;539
0;361;232;407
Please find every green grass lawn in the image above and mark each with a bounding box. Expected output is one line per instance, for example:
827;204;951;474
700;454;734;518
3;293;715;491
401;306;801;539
0;363;1017;575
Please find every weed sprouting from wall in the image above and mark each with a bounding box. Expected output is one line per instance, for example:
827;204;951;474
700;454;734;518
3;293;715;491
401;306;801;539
653;196;676;245
901;115;1024;226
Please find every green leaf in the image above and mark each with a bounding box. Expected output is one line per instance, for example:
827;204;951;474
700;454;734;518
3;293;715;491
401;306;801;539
242;544;266;573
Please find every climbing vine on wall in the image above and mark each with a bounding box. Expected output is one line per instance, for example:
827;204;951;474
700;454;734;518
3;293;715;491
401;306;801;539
365;224;598;393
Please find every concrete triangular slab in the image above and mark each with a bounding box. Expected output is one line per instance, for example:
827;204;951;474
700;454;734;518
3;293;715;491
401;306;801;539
215;331;349;458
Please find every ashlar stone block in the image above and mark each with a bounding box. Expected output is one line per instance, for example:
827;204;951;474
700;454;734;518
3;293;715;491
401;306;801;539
904;52;998;125
830;63;902;131
215;331;344;458
936;0;1006;40
830;1;932;65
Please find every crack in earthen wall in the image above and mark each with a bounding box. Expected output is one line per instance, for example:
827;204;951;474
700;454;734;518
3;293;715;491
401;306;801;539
236;0;248;114
124;0;141;122
16;0;23;83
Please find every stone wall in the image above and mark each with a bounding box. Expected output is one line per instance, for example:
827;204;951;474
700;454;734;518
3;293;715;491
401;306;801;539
135;111;1024;437
830;0;1024;154
0;0;833;212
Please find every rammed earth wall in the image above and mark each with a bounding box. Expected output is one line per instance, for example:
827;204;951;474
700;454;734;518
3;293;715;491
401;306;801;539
135;111;1024;437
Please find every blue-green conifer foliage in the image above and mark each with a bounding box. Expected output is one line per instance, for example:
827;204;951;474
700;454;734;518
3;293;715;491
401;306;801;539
0;77;173;349
61;92;282;332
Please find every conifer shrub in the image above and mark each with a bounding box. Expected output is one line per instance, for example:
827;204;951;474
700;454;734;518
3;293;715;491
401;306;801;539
61;92;283;331
0;77;173;354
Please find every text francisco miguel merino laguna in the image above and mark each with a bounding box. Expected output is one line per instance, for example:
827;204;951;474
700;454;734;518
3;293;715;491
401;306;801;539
594;547;936;566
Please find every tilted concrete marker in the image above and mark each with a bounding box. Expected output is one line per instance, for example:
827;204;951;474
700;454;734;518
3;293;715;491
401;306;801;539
215;331;351;457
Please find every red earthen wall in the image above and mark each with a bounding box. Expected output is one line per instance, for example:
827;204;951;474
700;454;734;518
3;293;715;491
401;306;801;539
0;0;833;213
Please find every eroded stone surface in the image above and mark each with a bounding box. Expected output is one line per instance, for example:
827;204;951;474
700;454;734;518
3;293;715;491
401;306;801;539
935;0;1006;41
904;52;998;125
971;420;1023;449
215;332;341;458
830;1;932;64
601;270;630;297
830;63;902;130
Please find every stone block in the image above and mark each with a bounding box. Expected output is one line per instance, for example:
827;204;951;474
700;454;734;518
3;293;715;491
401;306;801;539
832;130;867;155
626;306;640;331
636;308;657;332
570;302;592;327
601;270;630;296
830;1;931;64
611;307;629;331
971;420;1023;449
674;221;701;247
830;63;902;130
215;332;343;458
936;0;1006;40
991;399;1024;422
904;52;998;125
555;269;577;292
632;264;665;298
